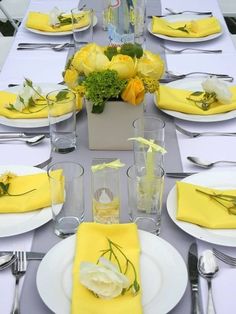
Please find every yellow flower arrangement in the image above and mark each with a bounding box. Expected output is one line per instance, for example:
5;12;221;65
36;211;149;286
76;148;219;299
63;43;164;113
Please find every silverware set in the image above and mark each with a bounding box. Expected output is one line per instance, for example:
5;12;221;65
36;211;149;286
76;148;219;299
0;251;45;313
188;243;236;314
148;8;212;18
176;124;236;138
160;71;234;83
160;45;222;54
17;42;74;51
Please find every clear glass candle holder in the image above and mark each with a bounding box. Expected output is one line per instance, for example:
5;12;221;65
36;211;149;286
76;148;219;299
91;158;121;224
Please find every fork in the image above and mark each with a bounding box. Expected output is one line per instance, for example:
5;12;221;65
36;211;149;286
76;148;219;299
213;248;236;267
160;45;222;54
165;8;212;16
163;71;234;82
11;251;27;314
176;124;236;138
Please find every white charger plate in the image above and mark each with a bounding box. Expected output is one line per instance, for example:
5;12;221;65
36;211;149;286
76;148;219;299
25;15;98;36
0;165;51;237
167;171;236;247
155;77;236;122
148;14;223;42
1;83;68;128
36;230;187;314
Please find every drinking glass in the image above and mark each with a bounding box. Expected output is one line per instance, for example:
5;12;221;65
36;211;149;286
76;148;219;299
47;161;84;238
46;89;76;153
71;8;93;51
132;115;165;170
127;164;164;235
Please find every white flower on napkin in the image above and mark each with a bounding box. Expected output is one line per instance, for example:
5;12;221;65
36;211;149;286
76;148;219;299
202;76;232;104
79;257;130;299
14;83;42;112
48;7;61;26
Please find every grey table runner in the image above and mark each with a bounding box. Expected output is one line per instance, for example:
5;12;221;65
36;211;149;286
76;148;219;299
21;1;193;313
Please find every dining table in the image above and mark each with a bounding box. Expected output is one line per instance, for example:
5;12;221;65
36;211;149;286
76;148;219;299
1;0;236;313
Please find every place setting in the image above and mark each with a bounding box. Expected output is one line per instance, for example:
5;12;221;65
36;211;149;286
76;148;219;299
147;7;223;43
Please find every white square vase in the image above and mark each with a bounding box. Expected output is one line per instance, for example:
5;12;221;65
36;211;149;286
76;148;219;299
86;100;144;150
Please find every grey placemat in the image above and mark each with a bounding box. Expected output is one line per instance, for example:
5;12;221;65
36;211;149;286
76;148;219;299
20;1;192;313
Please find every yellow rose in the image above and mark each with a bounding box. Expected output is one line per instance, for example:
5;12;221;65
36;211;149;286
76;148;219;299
82;51;110;76
64;68;78;90
137;51;164;80
109;54;137;79
121;78;145;105
71;43;105;73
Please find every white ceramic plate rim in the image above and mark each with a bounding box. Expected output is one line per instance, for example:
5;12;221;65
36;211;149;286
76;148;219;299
155;78;236;122
36;230;187;314
147;14;223;42
1;83;67;128
167;171;236;247
25;15;98;36
0;165;51;237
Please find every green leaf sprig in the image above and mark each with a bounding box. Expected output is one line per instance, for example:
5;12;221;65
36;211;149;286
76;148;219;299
186;91;217;111
196;189;236;215
98;238;140;295
0;172;36;197
168;24;189;33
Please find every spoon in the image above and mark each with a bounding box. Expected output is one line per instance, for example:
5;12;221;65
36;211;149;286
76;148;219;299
187;156;236;169
0;134;45;146
198;252;219;314
0;254;17;270
52;43;73;51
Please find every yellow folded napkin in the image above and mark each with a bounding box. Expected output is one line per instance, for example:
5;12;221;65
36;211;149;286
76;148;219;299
0;170;62;213
176;181;236;228
25;11;90;32
152;16;221;38
156;85;236;115
71;223;142;314
0;91;82;119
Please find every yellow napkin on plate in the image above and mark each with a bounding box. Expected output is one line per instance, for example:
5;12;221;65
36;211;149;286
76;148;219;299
71;222;142;314
176;181;236;228
0;91;82;119
152;16;221;38
0;170;62;213
25;11;90;32
156;84;236;115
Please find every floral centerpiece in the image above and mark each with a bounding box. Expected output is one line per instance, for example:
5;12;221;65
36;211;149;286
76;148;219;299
63;43;164;150
63;42;164;112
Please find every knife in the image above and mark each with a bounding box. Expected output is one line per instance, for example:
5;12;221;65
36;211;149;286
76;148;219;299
188;242;203;314
0;132;50;138
0;251;45;260
166;172;196;178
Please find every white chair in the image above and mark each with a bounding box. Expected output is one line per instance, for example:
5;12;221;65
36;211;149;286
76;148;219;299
218;0;236;17
0;36;14;71
0;0;30;31
231;35;236;48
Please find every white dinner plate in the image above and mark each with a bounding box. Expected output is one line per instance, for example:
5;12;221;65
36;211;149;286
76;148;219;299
25;15;98;36
36;230;187;314
167;171;236;247
0;165;52;237
148;14;223;42
156;77;236;122
1;83;67;128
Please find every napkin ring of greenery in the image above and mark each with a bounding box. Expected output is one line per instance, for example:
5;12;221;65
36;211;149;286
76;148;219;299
186;91;217;111
0;172;36;197
6;78;70;114
196;189;236;215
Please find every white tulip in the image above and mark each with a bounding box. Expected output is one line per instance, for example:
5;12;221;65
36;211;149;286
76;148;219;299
80;257;130;299
202;76;232;104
